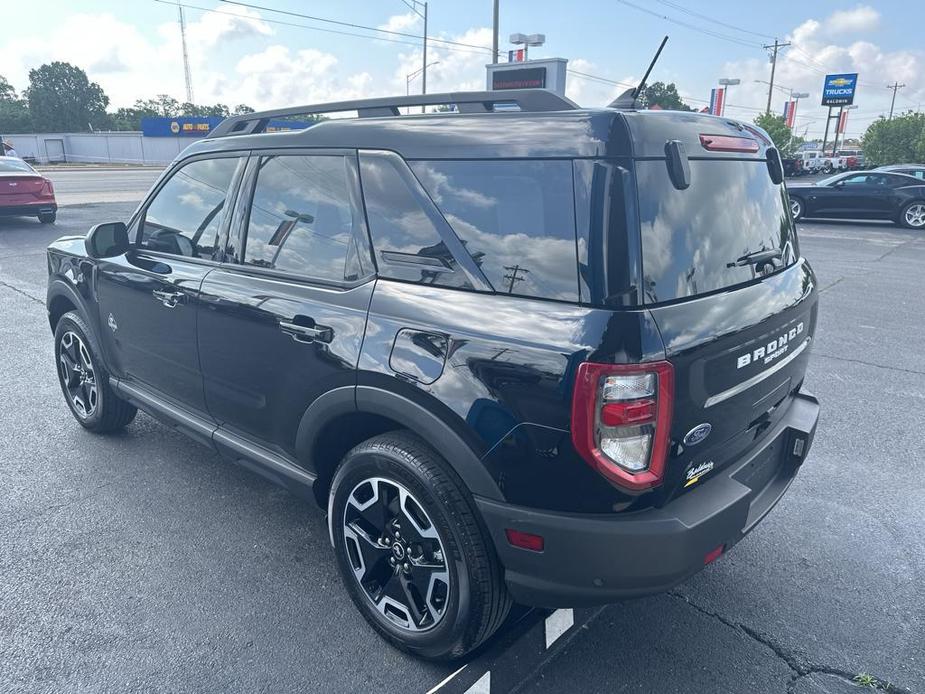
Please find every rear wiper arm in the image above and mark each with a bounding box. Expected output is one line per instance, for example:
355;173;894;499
728;248;782;268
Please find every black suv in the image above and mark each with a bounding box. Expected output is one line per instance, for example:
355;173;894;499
46;90;819;660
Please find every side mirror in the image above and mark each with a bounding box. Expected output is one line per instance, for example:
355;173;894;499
85;221;129;259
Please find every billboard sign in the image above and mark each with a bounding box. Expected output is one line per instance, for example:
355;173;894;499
491;66;546;90
821;73;858;106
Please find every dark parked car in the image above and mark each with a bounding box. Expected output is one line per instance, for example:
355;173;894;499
875;163;925;181
788;170;925;228
0;155;57;223
46;91;820;660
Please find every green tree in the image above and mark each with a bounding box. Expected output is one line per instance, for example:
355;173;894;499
232;104;255;115
754;113;803;158
861;112;925;166
133;94;180;118
0;75;17;102
25;62;109;132
638;82;691;111
0;74;32;133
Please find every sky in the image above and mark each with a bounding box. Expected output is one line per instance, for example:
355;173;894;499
0;1;923;140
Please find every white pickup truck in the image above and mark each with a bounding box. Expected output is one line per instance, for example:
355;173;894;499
798;150;848;174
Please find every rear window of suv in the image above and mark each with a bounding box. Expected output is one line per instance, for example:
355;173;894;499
635;159;797;304
411;160;578;302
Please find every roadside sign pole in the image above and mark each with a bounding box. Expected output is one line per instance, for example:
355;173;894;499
821;106;833;155
831;106;844;155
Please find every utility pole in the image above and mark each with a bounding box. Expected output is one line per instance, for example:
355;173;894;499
887;81;905;120
763;39;790;115
503;265;529;293
177;0;194;103
402;0;428;112
492;0;500;63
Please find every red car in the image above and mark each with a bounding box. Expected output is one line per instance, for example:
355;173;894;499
0;156;57;223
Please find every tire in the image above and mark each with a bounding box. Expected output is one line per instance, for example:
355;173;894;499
329;431;511;660
54;311;137;433
789;196;803;221
38;212;56;224
899;201;925;229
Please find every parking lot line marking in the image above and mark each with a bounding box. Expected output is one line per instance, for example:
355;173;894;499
545;608;574;648
426;664;467;694
463;671;490;694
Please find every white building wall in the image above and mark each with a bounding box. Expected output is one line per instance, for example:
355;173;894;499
3;132;202;165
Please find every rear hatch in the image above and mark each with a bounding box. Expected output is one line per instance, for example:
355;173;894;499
626;114;818;502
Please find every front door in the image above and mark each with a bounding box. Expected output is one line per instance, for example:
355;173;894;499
197;151;375;454
96;154;245;411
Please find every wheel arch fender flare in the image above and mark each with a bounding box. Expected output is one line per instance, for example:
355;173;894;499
47;278;95;335
295;385;505;503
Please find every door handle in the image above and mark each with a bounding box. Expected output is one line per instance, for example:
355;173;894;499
279;319;333;344
152;289;184;308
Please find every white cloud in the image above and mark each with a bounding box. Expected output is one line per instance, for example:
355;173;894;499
827;5;880;34
715;6;922;138
377;12;421;34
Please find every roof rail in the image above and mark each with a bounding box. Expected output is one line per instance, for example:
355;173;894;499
208;89;578;138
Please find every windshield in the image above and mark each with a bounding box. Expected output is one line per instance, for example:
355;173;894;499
0;158;35;173
817;173;849;186
636;159;798;304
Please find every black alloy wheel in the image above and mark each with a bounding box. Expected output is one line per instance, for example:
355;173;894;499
342;476;451;632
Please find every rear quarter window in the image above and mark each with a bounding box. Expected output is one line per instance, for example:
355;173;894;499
636;159;797;304
411;160;579;302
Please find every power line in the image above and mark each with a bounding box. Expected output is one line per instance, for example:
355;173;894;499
153;0;490;55
614;0;762;48
218;0;491;53
653;0;775;40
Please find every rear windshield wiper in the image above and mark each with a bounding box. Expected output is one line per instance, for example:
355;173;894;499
728;248;782;268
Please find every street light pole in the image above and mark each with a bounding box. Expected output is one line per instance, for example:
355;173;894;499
718;78;740;117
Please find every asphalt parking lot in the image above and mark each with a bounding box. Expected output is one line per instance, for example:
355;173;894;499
1;170;923;694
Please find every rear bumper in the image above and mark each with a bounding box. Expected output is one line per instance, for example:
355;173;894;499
476;390;820;607
0;202;57;216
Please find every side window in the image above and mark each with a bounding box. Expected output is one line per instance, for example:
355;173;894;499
140;157;241;258
241;155;371;282
410;159;579;301
359;151;472;288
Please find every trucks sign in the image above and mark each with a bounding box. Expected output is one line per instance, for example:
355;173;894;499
821;73;858;106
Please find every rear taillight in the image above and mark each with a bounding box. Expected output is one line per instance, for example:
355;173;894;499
571;361;674;491
42;178;54;196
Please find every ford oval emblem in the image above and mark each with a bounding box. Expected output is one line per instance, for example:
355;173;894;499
683;423;712;447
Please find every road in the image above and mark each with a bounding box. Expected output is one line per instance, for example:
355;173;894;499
0;177;922;693
38;167;164;206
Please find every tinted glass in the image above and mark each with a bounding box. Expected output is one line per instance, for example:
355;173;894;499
360;152;472;289
242;155;369;282
140;157;240;258
0;158;34;173
411;160;578;301
636;159;797;304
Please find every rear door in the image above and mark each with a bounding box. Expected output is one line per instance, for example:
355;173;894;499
197;150;374;455
633;156;817;500
96;154;245;411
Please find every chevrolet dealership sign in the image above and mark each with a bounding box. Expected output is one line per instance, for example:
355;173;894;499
821;73;858;106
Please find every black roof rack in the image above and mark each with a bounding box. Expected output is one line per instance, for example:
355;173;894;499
209;89;578;138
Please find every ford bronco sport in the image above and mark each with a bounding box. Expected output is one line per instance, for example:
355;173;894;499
46;89;819;660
